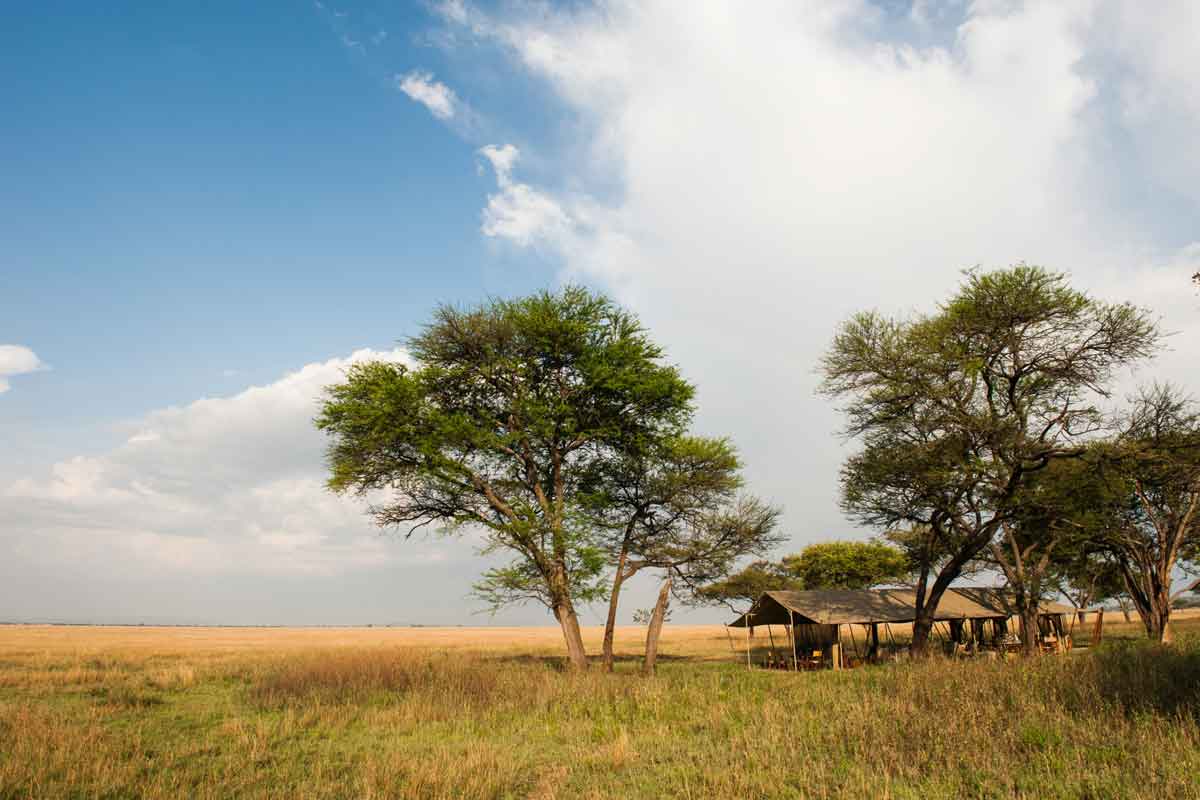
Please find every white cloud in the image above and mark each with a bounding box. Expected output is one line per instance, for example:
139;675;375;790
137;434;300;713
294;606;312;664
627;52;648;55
1095;242;1200;387
479;143;519;184
436;0;470;26
1090;1;1200;199
444;0;1200;546
0;345;46;394
1;349;450;577
396;70;459;120
478;144;571;246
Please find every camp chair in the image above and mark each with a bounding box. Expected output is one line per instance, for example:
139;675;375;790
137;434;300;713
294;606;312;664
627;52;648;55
1039;634;1061;655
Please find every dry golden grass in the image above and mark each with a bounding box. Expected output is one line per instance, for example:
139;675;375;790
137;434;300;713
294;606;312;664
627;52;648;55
1;617;1198;799
0;622;738;659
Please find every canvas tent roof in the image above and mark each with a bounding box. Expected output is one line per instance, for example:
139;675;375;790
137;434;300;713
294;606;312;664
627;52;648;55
727;587;1075;627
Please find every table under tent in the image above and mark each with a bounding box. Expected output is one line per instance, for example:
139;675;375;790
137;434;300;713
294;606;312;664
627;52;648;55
727;588;1093;670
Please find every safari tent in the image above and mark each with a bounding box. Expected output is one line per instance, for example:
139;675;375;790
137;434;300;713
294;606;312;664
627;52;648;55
728;588;1090;669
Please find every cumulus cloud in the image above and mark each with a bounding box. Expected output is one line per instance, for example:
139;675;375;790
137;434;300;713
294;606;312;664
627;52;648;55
0;345;46;394
1;349;451;578
478;143;519;182
443;0;1200;547
478;144;571;246
396;70;459;120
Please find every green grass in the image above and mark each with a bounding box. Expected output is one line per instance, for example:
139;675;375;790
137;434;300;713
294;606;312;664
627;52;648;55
2;626;1199;799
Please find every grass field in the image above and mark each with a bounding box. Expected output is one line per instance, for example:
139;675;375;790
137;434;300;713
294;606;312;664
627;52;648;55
2;615;1198;799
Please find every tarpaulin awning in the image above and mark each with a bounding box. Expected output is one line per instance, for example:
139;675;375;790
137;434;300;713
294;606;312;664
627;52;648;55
727;587;1076;627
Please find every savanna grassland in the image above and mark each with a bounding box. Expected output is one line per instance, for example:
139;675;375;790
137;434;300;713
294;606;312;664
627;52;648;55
2;616;1199;799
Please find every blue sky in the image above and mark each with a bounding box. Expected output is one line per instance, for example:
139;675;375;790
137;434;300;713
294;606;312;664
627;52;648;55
2;1;1198;625
2;2;546;437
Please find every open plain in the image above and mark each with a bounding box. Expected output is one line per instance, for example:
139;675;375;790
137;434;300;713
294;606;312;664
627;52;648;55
2;616;1199;799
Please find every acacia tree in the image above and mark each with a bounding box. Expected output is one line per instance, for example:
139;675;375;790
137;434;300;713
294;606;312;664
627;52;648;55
1053;551;1128;621
821;265;1159;654
694;539;907;624
695;560;800;612
316;287;694;670
984;457;1114;655
781;540;910;590
638;496;782;674
1102;384;1200;643
580;435;751;672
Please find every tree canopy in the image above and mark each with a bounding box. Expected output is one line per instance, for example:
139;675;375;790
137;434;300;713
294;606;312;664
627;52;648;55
695;560;800;612
695;539;908;619
781;540;910;590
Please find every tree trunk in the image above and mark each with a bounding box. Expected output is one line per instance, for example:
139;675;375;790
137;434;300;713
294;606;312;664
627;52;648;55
1158;615;1173;644
911;559;933;655
1153;574;1174;645
1008;578;1040;657
989;528;1047;657
911;614;935;655
1119;560;1175;645
1018;602;1040;657
911;568;961;655
1148;562;1175;644
601;546;631;673
1146;598;1172;644
553;600;589;671
642;576;672;676
549;562;589;671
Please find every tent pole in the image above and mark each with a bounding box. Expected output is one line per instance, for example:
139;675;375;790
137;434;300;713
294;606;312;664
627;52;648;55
767;624;778;667
789;610;798;671
746;621;752;669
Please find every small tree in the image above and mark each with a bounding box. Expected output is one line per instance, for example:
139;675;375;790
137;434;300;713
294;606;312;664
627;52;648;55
1053;552;1128;620
982;456;1124;655
580;435;747;672
695;560;800;612
781;540;909;590
638;497;782;674
316;287;694;670
630;606;673;625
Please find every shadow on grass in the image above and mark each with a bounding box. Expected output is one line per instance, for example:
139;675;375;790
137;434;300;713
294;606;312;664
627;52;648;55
1086;637;1200;720
489;653;696;671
